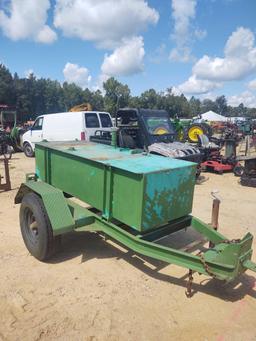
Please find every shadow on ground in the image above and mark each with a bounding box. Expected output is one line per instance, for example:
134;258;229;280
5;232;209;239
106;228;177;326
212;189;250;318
48;230;256;301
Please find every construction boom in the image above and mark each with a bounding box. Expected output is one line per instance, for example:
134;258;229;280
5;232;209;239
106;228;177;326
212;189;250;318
69;103;92;112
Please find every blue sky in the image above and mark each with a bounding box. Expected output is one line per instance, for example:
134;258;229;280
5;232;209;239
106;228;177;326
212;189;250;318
0;0;256;107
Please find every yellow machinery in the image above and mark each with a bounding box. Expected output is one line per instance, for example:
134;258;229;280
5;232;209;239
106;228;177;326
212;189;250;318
69;103;92;112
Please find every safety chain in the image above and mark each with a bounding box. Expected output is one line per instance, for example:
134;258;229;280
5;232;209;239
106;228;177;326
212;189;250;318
197;252;217;278
185;269;194;298
200;238;241;279
185;238;241;298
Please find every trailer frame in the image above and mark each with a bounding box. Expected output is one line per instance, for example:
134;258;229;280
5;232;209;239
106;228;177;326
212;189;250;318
15;177;256;283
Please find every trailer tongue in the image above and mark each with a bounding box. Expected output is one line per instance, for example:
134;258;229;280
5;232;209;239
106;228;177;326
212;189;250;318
15;141;256;291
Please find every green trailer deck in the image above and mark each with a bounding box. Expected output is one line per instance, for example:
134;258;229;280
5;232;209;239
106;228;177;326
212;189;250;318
15;141;256;292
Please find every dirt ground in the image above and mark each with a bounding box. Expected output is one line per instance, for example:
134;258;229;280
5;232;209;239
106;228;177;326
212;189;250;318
0;153;256;341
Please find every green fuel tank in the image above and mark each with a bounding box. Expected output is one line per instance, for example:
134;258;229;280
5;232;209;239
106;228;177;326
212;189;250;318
35;141;196;232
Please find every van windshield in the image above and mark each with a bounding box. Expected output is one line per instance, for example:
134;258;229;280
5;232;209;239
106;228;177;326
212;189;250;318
32;117;43;130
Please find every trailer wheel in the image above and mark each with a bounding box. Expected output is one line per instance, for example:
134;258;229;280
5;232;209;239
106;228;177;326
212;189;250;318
23;143;34;157
20;192;61;261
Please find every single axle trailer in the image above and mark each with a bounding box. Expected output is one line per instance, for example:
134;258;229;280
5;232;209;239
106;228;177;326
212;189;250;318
15;142;256;293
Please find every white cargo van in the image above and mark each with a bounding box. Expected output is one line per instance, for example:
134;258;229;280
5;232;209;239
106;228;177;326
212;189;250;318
22;111;113;157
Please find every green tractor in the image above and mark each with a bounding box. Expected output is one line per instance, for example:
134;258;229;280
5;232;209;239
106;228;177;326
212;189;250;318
172;115;213;143
0;104;24;152
172;116;189;142
237;118;255;136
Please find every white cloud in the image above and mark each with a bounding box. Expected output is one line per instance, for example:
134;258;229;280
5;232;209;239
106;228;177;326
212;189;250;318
198;92;218;102
193;27;256;81
36;25;57;44
170;86;182;96
148;43;167;64
177;26;256;95
169;46;194;63
169;0;206;63
63;62;92;89
0;0;57;43
54;0;159;49
171;0;196;42
225;26;255;57
228;91;256;108
101;36;145;77
194;28;207;40
92;73;110;92
178;75;222;94
248;79;256;90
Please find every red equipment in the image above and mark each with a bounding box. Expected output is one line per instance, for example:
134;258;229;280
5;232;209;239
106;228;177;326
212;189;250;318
201;160;240;174
200;134;242;175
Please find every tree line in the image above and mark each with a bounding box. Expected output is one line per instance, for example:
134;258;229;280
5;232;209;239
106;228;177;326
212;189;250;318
0;63;255;122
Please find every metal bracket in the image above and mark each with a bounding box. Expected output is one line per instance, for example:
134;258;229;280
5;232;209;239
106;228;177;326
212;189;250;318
0;156;11;191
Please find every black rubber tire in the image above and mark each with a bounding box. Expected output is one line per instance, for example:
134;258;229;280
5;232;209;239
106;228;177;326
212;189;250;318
233;164;244;177
20;192;61;261
23;143;34;157
240;176;256;187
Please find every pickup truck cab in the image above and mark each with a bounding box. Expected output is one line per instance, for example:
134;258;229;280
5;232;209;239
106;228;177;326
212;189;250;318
22;111;112;157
